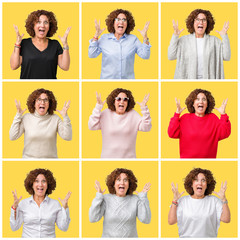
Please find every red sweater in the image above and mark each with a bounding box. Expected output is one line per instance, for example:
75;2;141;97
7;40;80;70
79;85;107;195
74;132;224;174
168;113;231;158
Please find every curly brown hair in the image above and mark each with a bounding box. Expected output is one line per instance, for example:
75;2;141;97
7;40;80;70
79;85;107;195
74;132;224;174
105;9;135;34
185;88;215;114
24;168;56;195
186;9;215;34
106;168;137;195
184;168;216;195
27;88;57;115
25;10;58;37
106;88;135;112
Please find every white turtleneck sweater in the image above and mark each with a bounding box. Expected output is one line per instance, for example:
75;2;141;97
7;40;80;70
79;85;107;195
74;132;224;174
89;192;151;238
9;111;72;158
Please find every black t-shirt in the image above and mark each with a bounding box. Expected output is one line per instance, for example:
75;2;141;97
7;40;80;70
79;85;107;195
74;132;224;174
20;38;63;79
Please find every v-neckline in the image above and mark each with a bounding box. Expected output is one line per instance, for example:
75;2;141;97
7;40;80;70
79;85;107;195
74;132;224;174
31;38;49;53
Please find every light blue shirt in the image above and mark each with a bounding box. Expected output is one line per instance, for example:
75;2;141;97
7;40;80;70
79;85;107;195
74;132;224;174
88;33;151;79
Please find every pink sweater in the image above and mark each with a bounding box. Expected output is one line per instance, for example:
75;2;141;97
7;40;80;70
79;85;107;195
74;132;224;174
168;113;231;158
88;104;152;158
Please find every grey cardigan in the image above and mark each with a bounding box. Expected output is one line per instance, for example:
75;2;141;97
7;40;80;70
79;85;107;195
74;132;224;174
168;33;231;79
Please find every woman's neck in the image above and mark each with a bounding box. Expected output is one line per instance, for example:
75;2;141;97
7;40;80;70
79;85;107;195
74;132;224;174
33;195;45;206
32;36;48;44
191;194;205;199
114;33;123;40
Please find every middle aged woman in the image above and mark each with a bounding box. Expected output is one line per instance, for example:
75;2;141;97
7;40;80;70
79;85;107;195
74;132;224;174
168;9;231;79
10;168;71;238
89;168;151;238
168;88;231;158
88;88;152;158
9;88;72;158
88;9;151;79
168;168;230;237
10;10;71;79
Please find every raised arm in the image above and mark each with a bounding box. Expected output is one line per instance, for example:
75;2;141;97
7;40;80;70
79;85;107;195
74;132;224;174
137;94;152;131
58;27;71;71
168;183;184;225
10;25;23;70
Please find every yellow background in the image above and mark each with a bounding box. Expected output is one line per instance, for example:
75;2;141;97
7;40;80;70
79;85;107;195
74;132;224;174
161;82;238;158
82;161;158;238
82;2;158;79
2;82;79;158
2;2;79;79
161;2;238;79
161;161;238;238
2;161;79;238
82;81;158;158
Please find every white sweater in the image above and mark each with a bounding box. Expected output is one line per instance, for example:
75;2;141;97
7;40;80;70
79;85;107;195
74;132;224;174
168;33;231;79
9;111;72;158
89;192;151;238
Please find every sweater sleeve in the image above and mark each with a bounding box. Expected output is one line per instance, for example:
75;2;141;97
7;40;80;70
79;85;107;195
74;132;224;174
168;34;179;60
9;113;24;140
221;34;231;61
10;206;23;231
89;192;105;223
168;113;181;138
135;37;151;60
138;106;152;132
88;39;102;58
57;115;72;141
56;206;71;232
137;192;151;224
218;114;231;140
88;104;103;130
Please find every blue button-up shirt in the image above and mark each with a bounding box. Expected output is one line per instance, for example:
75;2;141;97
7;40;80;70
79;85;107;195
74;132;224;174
88;33;151;79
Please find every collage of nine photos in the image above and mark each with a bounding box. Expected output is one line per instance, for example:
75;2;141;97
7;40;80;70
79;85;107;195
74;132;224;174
0;0;239;239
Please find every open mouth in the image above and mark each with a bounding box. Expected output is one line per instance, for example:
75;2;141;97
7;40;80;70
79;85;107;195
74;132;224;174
119;186;125;190
39;106;45;110
39;29;45;33
198;26;203;29
197;187;203;190
198;105;204;110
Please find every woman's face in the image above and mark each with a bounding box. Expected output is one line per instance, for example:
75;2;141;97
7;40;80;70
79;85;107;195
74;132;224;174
191;173;207;198
33;15;50;39
193;92;208;117
35;93;49;115
114;13;127;36
114;92;129;115
32;174;48;197
114;173;129;197
194;13;207;38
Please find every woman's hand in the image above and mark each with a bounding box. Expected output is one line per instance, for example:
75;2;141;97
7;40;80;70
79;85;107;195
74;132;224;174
95;180;106;194
138;21;150;40
58;27;71;48
216;21;229;36
96;92;106;106
57;101;70;117
13;25;24;45
94;20;106;39
172;20;184;36
12;190;22;209
15;100;26;115
171;182;184;202
214;99;228;115
59;191;72;209
135;182;151;194
137;93;150;108
175;98;186;114
214;181;228;201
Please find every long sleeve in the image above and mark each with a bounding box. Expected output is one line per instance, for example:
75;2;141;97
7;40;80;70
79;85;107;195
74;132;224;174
88;39;102;58
168;34;179;60
138;106;152;131
88;104;103;130
168;113;180;138
218;114;231;140
136;39;151;59
221;34;231;61
89;192;105;223
57;115;72;141
10;207;23;231
56;207;71;232
9;113;24;140
137;192;151;224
